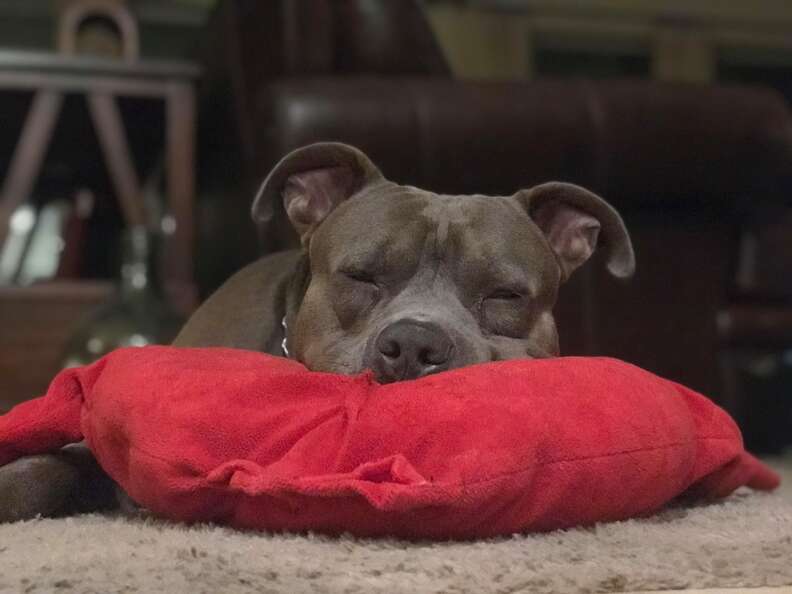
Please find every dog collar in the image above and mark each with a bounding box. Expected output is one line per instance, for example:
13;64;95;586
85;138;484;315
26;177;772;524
281;316;289;358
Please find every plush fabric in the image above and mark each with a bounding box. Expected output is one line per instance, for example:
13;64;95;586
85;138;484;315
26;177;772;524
0;347;779;539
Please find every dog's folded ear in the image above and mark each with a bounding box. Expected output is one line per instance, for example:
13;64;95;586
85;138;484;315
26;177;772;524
515;182;635;282
252;143;385;245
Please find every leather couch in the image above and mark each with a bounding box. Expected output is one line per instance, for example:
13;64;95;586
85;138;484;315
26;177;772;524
194;0;792;410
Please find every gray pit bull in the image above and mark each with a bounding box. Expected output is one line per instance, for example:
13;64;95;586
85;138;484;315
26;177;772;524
0;142;635;522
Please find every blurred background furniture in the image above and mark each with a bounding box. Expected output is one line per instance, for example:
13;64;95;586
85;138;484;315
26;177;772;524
425;1;792;87
194;0;792;452
0;52;199;309
718;208;792;453
0;0;199;410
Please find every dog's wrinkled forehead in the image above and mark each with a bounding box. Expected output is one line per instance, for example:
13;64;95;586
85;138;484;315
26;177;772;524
415;189;480;244
310;182;554;283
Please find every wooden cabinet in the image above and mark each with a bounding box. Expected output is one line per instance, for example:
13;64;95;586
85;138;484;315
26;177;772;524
0;281;113;411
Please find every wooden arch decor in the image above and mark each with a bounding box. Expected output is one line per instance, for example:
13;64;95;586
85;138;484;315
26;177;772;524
57;0;140;62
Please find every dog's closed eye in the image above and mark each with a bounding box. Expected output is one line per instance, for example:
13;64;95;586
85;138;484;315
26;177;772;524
487;289;524;301
340;269;379;286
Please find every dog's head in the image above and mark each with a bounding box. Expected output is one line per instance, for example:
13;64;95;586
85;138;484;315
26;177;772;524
254;143;634;382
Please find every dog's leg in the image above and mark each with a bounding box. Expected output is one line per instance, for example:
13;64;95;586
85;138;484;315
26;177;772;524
0;442;118;523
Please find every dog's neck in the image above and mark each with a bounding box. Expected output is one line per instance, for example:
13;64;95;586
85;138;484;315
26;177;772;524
280;251;311;359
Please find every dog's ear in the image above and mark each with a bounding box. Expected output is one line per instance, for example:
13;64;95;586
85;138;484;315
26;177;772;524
252;142;385;245
514;182;635;282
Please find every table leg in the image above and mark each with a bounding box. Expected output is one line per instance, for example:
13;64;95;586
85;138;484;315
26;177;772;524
165;82;197;314
87;92;146;227
0;90;63;250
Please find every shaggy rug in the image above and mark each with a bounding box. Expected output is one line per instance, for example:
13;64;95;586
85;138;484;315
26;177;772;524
1;459;791;594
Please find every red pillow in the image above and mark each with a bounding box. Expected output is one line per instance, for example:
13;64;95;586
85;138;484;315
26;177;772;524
0;346;779;539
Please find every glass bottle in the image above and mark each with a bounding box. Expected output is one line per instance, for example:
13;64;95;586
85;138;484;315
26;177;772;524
60;225;184;368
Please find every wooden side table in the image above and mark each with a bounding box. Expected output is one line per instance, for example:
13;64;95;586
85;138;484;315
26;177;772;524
0;49;201;313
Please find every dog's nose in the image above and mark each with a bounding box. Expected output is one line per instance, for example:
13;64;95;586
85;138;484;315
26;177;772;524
373;320;454;383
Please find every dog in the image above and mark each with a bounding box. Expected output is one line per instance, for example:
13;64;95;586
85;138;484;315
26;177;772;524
0;142;634;522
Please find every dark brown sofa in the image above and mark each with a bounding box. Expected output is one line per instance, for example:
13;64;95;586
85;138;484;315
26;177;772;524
194;0;792;413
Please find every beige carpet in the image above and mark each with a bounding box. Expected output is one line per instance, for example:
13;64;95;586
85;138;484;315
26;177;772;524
1;461;791;594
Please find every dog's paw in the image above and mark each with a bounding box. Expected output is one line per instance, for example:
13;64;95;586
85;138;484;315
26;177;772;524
0;455;81;523
114;486;149;518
